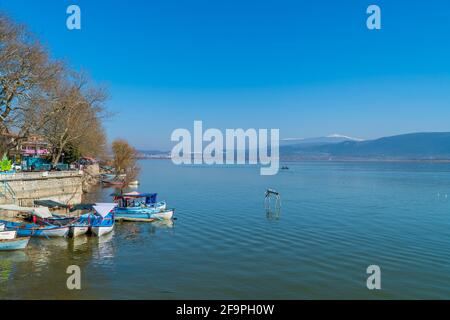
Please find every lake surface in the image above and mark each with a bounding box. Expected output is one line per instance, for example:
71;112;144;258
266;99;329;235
1;160;450;299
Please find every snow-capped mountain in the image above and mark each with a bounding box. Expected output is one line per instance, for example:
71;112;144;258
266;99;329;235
280;134;363;146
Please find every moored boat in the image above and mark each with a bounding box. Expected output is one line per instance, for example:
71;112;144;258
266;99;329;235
115;208;174;222
0;236;30;251
0;230;17;240
90;203;117;237
69;224;90;237
111;192;167;214
0;220;69;237
0;228;30;251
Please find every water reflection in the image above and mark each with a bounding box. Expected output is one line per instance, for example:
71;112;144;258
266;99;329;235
266;208;281;221
94;231;115;260
150;219;174;234
0;252;29;283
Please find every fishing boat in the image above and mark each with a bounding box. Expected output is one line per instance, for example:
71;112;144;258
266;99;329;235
0;220;69;237
115;208;175;222
112;192;167;214
69;218;90;237
90;203;117;237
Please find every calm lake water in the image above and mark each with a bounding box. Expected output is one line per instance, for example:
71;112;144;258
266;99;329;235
1;160;450;299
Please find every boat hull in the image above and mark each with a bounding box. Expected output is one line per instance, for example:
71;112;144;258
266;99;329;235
0;237;30;251
114;201;167;214
115;209;174;222
150;209;174;220
0;230;17;240
69;225;89;237
0;221;70;238
91;225;114;236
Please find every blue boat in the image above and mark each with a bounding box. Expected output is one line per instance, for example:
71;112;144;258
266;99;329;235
0;220;69;237
114;208;175;222
0;237;30;251
111;192;167;213
90;204;117;236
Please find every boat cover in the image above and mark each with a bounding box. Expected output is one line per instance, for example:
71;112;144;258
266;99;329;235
93;203;118;218
0;204;52;218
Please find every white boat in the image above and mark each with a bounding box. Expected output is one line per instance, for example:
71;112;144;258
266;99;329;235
150;209;174;220
69;225;90;237
91;224;114;237
0;230;17;240
0;223;5;231
39;226;70;237
90;203;117;237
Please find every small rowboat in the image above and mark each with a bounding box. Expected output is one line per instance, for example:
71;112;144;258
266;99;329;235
0;220;69;238
0;230;17;240
0;229;30;251
0;237;30;251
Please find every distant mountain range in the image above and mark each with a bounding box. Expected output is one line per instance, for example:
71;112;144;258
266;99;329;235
280;134;363;147
136;150;170;159
138;132;450;161
281;132;450;160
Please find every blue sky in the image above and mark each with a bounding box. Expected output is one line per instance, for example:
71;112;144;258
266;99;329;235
1;0;450;149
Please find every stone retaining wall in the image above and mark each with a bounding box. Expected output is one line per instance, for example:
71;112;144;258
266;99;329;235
0;171;84;206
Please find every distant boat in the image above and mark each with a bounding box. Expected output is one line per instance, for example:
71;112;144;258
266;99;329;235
281;166;289;170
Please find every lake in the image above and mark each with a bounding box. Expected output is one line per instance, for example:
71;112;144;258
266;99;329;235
1;160;450;299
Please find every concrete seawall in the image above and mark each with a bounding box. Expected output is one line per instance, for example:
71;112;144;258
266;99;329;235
0;171;84;206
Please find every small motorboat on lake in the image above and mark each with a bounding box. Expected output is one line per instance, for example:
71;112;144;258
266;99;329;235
115;208;175;222
112;192;167;214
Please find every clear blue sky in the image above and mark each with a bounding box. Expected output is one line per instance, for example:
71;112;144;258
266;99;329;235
1;0;450;149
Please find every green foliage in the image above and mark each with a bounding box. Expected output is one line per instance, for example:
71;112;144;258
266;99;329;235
62;143;81;164
0;154;12;172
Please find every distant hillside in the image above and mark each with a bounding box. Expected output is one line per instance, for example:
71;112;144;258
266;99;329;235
281;132;450;160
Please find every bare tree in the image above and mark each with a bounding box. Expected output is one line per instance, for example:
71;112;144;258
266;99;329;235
0;14;62;150
38;71;108;165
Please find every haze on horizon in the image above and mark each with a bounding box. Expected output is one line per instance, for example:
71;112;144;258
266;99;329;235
1;0;449;150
